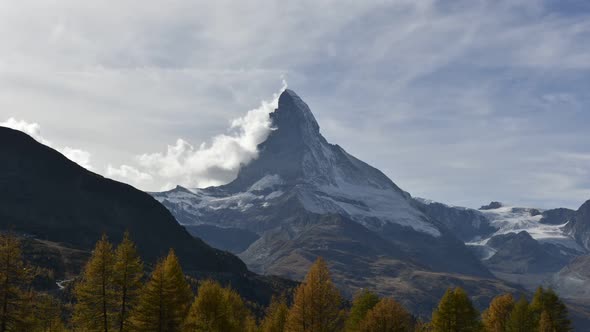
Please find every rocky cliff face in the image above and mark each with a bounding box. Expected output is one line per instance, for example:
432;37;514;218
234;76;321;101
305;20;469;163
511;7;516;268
565;200;590;251
552;254;590;300
414;199;495;242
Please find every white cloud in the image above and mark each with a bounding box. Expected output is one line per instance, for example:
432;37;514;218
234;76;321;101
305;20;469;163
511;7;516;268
62;147;93;170
111;81;286;190
0;117;93;169
106;164;153;186
0;118;49;145
0;80;286;190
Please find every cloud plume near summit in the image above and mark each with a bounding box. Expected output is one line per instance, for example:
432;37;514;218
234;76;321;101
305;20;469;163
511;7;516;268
0;82;287;191
107;81;287;190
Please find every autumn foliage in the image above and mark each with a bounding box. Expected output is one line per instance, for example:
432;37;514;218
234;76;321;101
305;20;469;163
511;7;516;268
285;257;344;332
0;232;574;332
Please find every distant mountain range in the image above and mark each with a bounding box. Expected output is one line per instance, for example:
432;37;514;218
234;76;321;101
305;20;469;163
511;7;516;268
416;198;590;329
416;199;590;289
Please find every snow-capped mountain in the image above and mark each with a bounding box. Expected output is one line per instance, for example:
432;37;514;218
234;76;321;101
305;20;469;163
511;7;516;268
418;199;586;253
417;198;590;291
156;90;439;237
150;88;590;318
471;204;583;254
152;89;511;315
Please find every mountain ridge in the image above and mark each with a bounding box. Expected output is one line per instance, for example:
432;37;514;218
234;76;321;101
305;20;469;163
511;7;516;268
0;126;244;272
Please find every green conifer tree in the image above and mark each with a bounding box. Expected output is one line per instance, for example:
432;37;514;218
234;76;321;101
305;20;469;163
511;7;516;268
163;250;193;330
530;287;571;332
482;293;514;332
261;295;289;332
285;257;344;332
0;234;34;332
431;287;481;332
183;280;254;332
113;232;144;332
73;234;117;332
358;297;414;332
12;291;36;332
345;289;380;332
31;293;68;332
506;297;535;332
538;310;554;332
130;249;192;332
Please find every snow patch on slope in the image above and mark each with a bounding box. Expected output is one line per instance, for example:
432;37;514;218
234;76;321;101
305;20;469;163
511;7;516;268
415;197;466;210
298;170;441;237
153;175;286;219
481;206;581;250
248;174;285;192
463;205;585;253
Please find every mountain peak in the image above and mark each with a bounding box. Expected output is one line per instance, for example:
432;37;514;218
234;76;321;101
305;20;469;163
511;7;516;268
224;89;416;218
277;89;304;107
274;89;320;136
278;88;299;103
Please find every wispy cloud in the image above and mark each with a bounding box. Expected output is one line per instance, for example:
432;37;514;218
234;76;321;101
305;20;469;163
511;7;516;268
0;118;49;144
107;81;286;190
106;164;153;184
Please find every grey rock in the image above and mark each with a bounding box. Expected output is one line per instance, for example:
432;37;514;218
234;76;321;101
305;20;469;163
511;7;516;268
480;201;503;210
564;200;590;250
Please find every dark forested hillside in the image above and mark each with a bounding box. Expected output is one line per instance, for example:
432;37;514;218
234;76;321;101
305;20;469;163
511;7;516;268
0;126;244;273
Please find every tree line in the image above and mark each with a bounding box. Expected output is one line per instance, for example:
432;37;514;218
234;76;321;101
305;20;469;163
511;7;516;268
0;232;573;331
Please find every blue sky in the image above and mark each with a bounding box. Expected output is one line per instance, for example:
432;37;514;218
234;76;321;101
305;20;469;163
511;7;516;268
0;0;589;209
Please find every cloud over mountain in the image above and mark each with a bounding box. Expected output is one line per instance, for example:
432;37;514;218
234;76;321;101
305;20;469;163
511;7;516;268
107;82;287;190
